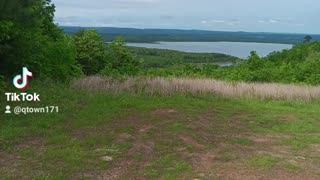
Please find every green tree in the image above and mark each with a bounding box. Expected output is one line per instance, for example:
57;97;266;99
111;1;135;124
73;29;106;75
302;52;320;84
0;0;78;80
104;37;142;75
304;35;312;43
41;35;82;80
246;51;261;70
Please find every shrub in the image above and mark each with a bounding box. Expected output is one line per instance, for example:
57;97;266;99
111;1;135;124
73;30;106;75
106;37;142;75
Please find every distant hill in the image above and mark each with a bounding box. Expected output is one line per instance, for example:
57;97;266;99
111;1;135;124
60;26;320;44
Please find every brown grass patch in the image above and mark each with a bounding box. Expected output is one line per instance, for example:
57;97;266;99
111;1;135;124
72;76;320;101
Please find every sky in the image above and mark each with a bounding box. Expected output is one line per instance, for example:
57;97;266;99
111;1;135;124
52;0;320;34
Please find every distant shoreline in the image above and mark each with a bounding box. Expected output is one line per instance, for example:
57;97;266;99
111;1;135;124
61;26;320;45
126;41;293;59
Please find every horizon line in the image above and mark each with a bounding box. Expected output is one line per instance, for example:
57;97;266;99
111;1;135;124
58;25;320;36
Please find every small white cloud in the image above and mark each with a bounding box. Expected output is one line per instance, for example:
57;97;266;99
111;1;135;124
211;19;225;23
201;20;208;24
258;19;279;24
201;19;240;26
227;22;235;26
258;18;305;28
227;20;240;26
269;19;278;23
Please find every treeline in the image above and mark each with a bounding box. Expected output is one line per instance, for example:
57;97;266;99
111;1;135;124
129;47;239;68
213;42;320;85
61;26;320;44
144;42;320;85
0;0;141;86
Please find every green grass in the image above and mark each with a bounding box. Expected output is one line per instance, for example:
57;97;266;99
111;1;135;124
248;155;279;169
144;154;192;179
276;136;320;150
1;80;320;178
229;138;254;146
285;164;302;171
168;122;185;133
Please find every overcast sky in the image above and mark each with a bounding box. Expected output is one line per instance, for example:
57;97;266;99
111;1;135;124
52;0;320;34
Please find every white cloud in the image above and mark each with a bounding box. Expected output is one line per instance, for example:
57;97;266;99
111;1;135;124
52;0;320;33
258;19;279;24
201;20;208;24
211;20;226;23
200;19;239;26
257;18;306;27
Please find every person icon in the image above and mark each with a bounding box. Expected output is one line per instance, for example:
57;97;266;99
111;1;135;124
5;106;11;114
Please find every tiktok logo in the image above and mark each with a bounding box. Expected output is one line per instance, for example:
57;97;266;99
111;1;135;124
13;67;33;91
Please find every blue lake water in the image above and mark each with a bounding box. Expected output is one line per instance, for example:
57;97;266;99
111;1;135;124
127;41;293;59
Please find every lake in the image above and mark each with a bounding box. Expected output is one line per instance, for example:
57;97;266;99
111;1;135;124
127;41;293;59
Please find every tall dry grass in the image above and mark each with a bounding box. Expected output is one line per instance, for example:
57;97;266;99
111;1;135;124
72;76;320;101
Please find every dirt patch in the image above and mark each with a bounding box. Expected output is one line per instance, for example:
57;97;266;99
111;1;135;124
138;125;154;133
178;135;205;149
189;151;218;171
114;133;134;144
118;133;133;140
71;127;102;140
128;141;155;156
152;108;177;116
16;137;45;149
304;133;320;136
0;151;26;178
234;133;291;145
274;114;298;121
215;165;320;180
232;114;254;120
310;144;320;153
99;160;134;180
246;136;273;144
265;134;292;139
100;120;157;179
0;151;20;165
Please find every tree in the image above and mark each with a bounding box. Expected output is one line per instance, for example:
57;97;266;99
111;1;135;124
0;0;78;80
73;30;106;75
246;51;261;70
304;35;312;43
104;37;142;75
42;35;82;80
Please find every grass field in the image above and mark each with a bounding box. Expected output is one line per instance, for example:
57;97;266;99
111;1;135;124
73;76;320;102
1;80;320;179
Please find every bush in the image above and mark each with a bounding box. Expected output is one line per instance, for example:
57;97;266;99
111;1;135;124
41;35;82;80
106;37;142;75
73;29;106;75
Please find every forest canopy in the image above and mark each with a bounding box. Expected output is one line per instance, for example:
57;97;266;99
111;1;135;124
0;0;141;81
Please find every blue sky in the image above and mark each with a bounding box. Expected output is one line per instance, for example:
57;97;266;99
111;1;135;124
52;0;320;34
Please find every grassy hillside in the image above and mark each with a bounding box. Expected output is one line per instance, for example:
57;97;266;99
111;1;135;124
1;80;320;179
2;1;320;179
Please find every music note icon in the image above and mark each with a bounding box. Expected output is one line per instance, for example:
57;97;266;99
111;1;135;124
13;67;33;91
